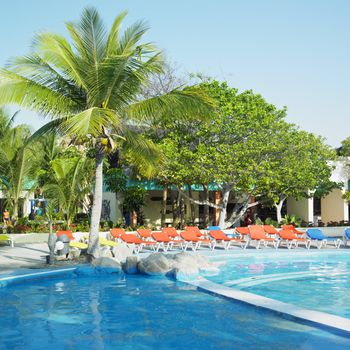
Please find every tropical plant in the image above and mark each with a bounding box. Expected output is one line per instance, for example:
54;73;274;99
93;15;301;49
122;186;147;227
0;8;213;257
0;110;36;221
42;156;93;227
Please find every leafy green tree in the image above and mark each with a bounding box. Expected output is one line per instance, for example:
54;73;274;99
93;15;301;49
155;80;287;228
257;127;336;222
0;8;213;257
338;136;350;156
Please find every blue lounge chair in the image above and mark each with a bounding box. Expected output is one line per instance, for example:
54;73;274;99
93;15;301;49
343;228;350;247
306;228;342;249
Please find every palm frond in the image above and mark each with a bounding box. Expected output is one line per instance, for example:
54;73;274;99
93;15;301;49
0;69;79;117
106;11;128;56
127;87;216;122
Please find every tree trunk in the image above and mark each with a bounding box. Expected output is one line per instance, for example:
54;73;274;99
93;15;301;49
161;186;168;228
87;147;104;258
203;184;209;228
218;184;230;228
12;199;18;223
275;198;286;223
47;220;56;264
188;184;196;225
179;187;185;228
171;190;178;226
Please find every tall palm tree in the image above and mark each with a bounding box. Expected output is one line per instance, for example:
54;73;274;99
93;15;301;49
0;8;213;257
0;117;35;221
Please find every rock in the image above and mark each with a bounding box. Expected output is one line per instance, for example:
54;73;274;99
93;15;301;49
68;249;81;260
100;246;113;258
137;253;175;275
123;256;140;274
91;257;122;274
173;265;199;281
173;252;210;268
112;243;133;263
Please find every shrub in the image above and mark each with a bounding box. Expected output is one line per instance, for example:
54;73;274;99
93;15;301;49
13;225;31;233
264;217;279;227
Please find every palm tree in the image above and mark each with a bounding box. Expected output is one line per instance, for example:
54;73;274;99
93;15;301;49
0;8;213;257
0;113;36;221
43;156;93;227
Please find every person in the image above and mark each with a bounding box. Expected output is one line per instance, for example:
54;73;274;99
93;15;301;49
244;214;252;227
3;209;10;225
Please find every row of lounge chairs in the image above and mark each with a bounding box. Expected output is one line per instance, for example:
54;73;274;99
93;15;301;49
106;225;350;254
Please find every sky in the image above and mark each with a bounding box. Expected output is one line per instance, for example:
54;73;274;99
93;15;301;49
0;0;349;147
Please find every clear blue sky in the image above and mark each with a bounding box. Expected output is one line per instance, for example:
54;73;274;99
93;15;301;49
0;0;349;146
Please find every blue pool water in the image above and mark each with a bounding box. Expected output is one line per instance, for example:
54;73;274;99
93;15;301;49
205;251;350;318
0;266;349;349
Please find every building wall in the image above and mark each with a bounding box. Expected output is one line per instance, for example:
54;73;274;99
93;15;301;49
321;188;348;223
287;197;313;222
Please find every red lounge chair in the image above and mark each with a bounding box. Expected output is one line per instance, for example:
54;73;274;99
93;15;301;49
185;226;205;237
282;225;305;237
56;230;74;241
246;225;279;249
162;227;180;238
120;233;156;254
278;229;311;249
152;232;184;252
180;231;212;251
110;228;126;240
208;230;245;250
235;227;249;237
263;225;280;237
137;229;152;240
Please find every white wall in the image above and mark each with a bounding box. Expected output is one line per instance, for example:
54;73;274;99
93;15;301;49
287;197;314;222
321;188;348;223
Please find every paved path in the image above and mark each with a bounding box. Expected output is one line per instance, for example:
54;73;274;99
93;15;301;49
0;243;49;272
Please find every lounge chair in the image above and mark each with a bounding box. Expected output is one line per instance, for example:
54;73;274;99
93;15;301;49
246;225;279;249
306;228;342;249
235;227;250;238
110;228;126;240
263;225;280;237
180;231;212;251
0;234;14;247
278;229;311;249
152;232;184;252
137;229;152;240
185;226;206;237
282;225;305;237
56;230;74;240
208;230;245;250
343;228;350;246
121;233;156;254
162;227;180;238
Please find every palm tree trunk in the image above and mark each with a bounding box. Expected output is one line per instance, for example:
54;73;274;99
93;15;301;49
47;220;56;264
161;186;168;228
88;147;104;258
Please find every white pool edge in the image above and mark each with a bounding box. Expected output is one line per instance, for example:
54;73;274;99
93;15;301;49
183;276;350;336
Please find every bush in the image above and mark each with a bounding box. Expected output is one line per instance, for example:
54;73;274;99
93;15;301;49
13;224;31;233
264;217;279;227
281;214;302;227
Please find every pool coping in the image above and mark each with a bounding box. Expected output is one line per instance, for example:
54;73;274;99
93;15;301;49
184;276;350;336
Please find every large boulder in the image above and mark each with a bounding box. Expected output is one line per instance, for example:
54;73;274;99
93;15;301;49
100;246;113;258
112;243;133;263
123;256;140;274
91;257;122;274
137;253;175;275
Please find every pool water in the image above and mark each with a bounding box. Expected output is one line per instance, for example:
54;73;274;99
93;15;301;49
0;267;349;349
205;251;350;319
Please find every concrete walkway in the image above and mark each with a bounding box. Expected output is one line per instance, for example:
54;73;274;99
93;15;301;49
0;243;49;272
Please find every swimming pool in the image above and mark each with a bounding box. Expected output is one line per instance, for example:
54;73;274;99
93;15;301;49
205;251;350;319
0;266;349;349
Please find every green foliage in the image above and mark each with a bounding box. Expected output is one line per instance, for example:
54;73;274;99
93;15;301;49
105;168;127;193
342;190;350;203
281;214;302;227
338;137;350;156
42;156;93;226
264;217;279;228
122;186;147;213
